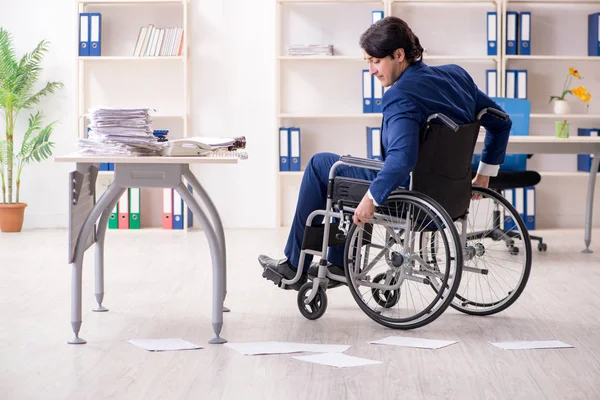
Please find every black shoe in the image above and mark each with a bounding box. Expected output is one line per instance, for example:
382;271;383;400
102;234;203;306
307;261;346;288
259;255;307;291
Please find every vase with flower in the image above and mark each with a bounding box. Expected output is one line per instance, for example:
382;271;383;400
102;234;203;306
549;68;592;115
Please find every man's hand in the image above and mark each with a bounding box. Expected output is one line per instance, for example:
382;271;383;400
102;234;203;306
354;193;376;226
471;174;490;200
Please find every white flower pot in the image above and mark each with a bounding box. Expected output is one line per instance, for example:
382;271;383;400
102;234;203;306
553;100;570;115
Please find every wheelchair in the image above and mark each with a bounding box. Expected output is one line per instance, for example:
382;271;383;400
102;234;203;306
274;108;533;329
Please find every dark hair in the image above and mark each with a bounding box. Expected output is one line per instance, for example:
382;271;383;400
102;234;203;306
359;16;423;64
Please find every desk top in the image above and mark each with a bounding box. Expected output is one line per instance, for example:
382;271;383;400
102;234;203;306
474;135;600;154
54;153;240;164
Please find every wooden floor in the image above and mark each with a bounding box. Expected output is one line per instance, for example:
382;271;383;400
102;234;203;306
1;227;600;400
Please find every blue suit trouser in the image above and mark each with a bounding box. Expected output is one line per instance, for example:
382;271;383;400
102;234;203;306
284;152;377;272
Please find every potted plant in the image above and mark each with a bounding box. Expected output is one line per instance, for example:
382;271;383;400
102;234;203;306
549;68;592;115
0;27;63;232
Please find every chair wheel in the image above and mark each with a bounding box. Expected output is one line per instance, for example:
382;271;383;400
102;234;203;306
509;246;519;255
538;242;547;252
505;239;514;247
297;282;328;320
371;273;400;308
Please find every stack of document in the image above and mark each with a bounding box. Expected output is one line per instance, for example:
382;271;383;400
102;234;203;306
287;44;334;56
78;107;165;156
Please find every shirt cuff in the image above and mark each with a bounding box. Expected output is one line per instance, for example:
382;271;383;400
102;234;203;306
477;161;500;177
367;190;380;207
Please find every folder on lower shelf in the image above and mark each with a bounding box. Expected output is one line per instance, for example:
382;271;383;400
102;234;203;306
162;188;173;229
173;189;184;230
118;190;129;229
129;188;140;229
108;203;118;229
502;189;517;231
525;186;535;230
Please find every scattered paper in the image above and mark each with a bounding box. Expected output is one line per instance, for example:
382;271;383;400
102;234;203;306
280;342;350;353
293;353;382;368
489;340;574;350
224;341;301;355
224;341;351;355
127;338;203;352
369;336;458;349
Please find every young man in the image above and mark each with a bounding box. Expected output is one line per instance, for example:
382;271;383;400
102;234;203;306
259;16;512;290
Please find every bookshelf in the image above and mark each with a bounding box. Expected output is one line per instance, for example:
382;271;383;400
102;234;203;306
275;0;600;229
76;0;192;230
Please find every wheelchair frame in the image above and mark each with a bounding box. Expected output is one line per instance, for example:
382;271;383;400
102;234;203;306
278;108;532;328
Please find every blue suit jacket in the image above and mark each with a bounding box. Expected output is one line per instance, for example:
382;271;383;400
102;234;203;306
369;61;512;205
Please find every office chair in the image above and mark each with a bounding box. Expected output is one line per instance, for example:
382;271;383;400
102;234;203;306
473;167;548;252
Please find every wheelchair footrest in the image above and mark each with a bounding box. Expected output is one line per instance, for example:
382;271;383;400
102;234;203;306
262;267;304;291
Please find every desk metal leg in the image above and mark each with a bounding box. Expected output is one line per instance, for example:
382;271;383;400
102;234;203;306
176;182;227;344
583;153;600;253
68;184;125;344
183;170;229;312
93;192;123;312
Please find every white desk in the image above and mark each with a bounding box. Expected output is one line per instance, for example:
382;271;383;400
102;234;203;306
55;154;239;345
474;136;600;253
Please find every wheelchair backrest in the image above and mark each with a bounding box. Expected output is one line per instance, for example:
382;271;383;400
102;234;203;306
411;121;481;220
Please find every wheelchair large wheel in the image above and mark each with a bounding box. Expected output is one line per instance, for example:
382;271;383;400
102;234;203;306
420;186;532;316
343;192;463;330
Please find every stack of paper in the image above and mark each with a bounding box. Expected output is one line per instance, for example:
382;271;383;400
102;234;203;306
78;107;165;156
287;44;334;56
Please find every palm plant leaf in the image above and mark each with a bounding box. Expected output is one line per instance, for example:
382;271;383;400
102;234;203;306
19;121;56;164
0;28;19;109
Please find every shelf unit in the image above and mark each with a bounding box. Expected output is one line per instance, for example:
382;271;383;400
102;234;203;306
275;0;503;226
76;0;191;230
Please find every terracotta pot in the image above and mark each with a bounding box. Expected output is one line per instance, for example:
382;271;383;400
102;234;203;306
0;203;27;233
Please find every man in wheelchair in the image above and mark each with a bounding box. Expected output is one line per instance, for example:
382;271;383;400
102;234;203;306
259;17;512;295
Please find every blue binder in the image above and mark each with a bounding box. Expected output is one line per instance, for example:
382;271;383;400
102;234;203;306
279;127;290;171
372;10;384;24
366;127;382;160
505;69;517;98
362;70;373;113
486;69;497;97
79;13;90;56
490;97;530;171
589;13;600;56
289;127;301;172
503;189;517;231
516;70;528;99
373;76;383;113
506;11;519;55
89;13;102;56
525;186;535;230
519;12;531;55
577;128;600;171
487;12;498;56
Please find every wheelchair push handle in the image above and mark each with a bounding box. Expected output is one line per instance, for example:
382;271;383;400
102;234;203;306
477;107;509;121
426;113;459;132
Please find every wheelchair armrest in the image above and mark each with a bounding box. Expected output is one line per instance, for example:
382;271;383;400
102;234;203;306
339;155;385;171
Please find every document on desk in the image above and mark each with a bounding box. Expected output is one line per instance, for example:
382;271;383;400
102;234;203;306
368;336;458;349
293;353;382;368
488;340;574;350
127;338;203;352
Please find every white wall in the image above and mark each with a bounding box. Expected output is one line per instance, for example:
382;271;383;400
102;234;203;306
2;0;600;230
1;0;277;230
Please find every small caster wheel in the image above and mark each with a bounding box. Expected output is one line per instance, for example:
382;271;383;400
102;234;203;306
371;273;400;308
538;242;547;252
297;282;328;320
509;246;519;255
505;239;514;248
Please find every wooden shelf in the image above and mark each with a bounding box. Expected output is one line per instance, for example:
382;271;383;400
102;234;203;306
79;0;184;4
531;114;600;120
505;55;600;61
279;113;383;119
78;56;184;61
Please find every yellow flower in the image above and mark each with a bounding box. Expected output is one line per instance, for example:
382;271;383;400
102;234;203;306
572;86;592;102
569;68;581;79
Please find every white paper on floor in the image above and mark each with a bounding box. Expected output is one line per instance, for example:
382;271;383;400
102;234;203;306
369;336;458;349
127;338;203;352
489;340;574;350
224;341;351;355
280;342;350;353
293;353;382;368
